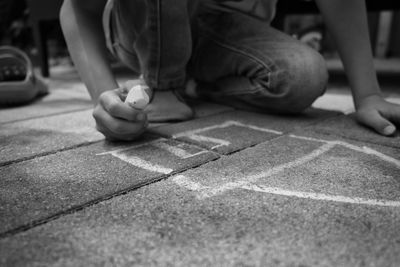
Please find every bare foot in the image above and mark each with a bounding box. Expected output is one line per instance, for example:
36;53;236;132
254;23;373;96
144;91;194;122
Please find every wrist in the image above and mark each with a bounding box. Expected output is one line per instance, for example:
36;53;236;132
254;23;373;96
352;85;382;109
348;72;382;109
354;93;383;110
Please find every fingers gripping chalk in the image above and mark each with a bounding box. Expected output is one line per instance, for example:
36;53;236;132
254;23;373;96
125;84;150;110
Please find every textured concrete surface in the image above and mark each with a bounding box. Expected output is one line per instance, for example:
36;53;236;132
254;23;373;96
1;131;399;266
311;113;400;148
150;108;338;154
1;63;400;266
0;136;218;234
0;110;103;165
173;133;400;201
0;102;235;166
0;78;91;124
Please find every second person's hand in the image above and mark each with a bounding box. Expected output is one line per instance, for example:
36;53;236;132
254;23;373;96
356;94;400;136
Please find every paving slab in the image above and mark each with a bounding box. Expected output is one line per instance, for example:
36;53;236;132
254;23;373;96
173;133;400;201
0;102;232;166
149;108;339;154
0;136;218;234
0;110;103;165
309;113;400;148
0;81;91;124
1;132;399;266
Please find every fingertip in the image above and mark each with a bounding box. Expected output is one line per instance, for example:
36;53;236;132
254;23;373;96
356;109;397;137
383;125;396;136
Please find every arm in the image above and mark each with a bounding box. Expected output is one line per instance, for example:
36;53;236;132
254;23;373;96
60;0;147;141
60;0;117;101
315;0;400;136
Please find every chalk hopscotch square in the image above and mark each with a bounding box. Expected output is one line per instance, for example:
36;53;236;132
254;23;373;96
98;138;218;175
172;133;400;207
254;140;400;202
173;120;283;154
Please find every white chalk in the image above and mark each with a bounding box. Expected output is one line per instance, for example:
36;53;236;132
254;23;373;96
125;84;150;110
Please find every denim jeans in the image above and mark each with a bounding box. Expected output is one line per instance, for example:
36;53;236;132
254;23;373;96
104;0;328;113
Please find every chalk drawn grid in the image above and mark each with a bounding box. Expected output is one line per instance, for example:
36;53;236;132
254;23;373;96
99;120;400;207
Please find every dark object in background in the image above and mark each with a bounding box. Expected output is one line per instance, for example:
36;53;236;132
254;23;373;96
0;46;48;106
1;0;66;77
26;0;64;77
0;54;27;82
272;0;400;57
0;0;31;48
0;0;25;36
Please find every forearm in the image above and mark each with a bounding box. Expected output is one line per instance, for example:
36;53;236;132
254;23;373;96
315;0;381;108
60;0;118;102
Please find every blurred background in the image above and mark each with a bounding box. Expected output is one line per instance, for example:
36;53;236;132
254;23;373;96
0;0;399;78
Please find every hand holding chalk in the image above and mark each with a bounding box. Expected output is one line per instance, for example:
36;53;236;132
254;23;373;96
125;84;150;110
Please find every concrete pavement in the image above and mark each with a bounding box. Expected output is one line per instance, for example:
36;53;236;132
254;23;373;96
1;67;400;266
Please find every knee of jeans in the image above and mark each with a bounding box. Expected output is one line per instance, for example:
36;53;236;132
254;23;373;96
274;46;328;114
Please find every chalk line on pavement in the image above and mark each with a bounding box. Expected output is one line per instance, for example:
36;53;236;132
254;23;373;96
172;126;400;206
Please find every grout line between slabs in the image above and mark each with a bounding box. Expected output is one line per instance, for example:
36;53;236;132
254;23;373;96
0;140;103;168
0;107;93;126
0;154;221;239
0;131;301;239
0;110;346;238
